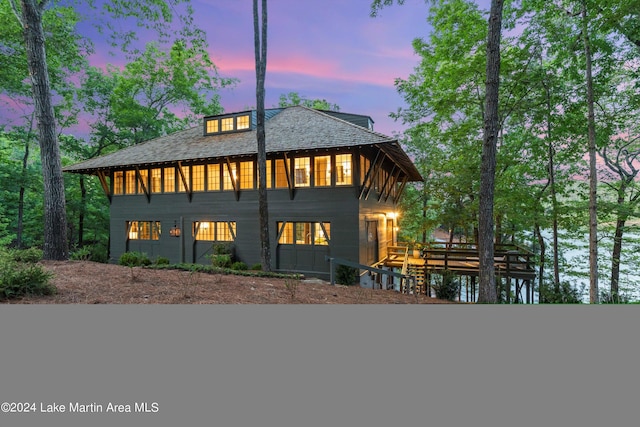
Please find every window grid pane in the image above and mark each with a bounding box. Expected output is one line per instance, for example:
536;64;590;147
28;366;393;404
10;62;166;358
314;156;331;187
294;157;310;187
278;222;293;244
206;119;219;133
221;117;234;132
194;221;215;240
164;167;175;192
114;171;124;195
240;161;254;189
125;170;136;194
178;167;190;192
237;115;250;130
207;164;220;191
223;163;236;190
335;154;352;185
192;165;205;191
275;159;288;188
151;169;162;193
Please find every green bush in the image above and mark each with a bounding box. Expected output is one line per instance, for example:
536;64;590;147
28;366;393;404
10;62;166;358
118;251;152;267
431;270;459;301
211;254;232;268
230;261;248;271
336;264;358;286
10;247;43;263
0;251;55;300
154;256;171;266
250;263;262;271
70;247;92;261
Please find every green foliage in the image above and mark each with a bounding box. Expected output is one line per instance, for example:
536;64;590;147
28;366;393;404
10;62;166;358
118;251;152;267
230;261;248;271
154;256;171;266
278;91;340;111
539;282;585;304
431;271;459;301
250;263;263;271
211;254;232;268
336;264;358;286
70;244;108;263
0;249;55;300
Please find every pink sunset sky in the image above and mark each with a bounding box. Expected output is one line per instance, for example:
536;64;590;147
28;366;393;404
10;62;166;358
1;0;494;138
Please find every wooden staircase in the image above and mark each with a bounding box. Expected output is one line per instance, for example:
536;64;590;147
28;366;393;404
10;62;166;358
408;263;426;295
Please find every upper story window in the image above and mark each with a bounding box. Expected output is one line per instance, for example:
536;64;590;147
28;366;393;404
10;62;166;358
204;113;252;135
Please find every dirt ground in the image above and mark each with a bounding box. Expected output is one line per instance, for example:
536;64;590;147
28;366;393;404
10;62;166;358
7;261;453;304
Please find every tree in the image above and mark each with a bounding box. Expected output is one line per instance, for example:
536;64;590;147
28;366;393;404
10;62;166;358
9;0;68;260
277;92;340;111
476;0;504;303
254;0;271;271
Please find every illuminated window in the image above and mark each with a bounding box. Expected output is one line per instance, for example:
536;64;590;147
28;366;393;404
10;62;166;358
114;171;124;195
294;157;310;187
178;166;190;192
223;162;237;190
127;221;161;240
275;159;288;188
164;167;175;193
207;164;220;191
277;222;330;246
360;155;370;185
206;119;219;134
151;169;162;193
194;221;215;240
125;170;136;194
237;115;250;130
216;222;236;241
240;161;254;189
192;165;205;192
221;117;234;132
314;156;331;187
265;160;272;188
277;222;293;244
336;154;352;185
138;169;148;192
315;223;330;245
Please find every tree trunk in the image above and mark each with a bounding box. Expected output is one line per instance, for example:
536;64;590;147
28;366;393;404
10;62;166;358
477;0;503;303
254;0;271;271
16;137;30;249
19;0;68;260
535;223;545;303
581;3;598;303
610;181;629;302
78;175;86;248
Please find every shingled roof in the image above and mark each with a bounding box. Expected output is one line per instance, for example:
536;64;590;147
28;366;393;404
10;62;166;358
63;106;423;181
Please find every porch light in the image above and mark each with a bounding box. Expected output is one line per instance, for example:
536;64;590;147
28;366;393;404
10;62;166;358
169;221;181;238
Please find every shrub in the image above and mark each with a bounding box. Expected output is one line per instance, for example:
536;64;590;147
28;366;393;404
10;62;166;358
0;255;55;300
211;254;232;268
70;247;92;261
230;261;248;271
10;247;43;263
154;256;171;266
250;263;262;271
539;282;584;304
431;270;459;301
118;251;152;267
336;264;358;286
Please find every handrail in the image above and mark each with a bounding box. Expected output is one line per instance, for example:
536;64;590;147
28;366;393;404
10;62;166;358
325;255;414;292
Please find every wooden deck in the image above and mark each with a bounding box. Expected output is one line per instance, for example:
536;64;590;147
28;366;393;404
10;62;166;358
384;243;536;281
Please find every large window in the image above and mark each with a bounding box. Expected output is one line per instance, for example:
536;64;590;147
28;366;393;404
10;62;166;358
314;156;331;187
239;161;254;189
127;221;161;240
208;164;220;191
205;114;251;135
206;119;219;133
113;171;124;195
193;221;236;242
223;162;237;190
275;159;288;188
164;167;175;193
178;166;190;192
221;117;234;132
125;170;136;194
151;168;162;193
277;222;330;246
192;165;205;192
294;157;310;187
236;115;250;130
335;154;352;185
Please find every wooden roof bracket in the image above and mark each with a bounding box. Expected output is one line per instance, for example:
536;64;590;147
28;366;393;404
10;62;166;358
96;170;112;203
359;150;381;200
363;152;385;200
177;162;192;202
135;166;151;203
225;157;240;201
383;169;403;203
393;176;409;205
283;153;294;200
378;164;397;202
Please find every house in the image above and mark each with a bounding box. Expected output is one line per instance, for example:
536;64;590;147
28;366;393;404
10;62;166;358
63;106;423;278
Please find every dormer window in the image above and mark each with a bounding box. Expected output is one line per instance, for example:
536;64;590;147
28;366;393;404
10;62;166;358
204;113;252;135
